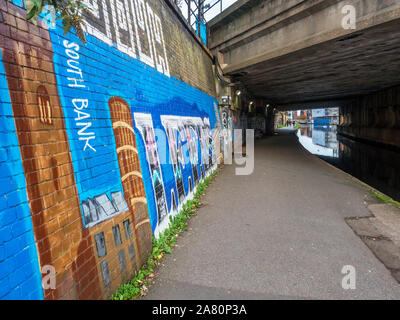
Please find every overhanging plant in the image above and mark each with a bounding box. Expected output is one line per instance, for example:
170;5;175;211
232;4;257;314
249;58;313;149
12;0;91;43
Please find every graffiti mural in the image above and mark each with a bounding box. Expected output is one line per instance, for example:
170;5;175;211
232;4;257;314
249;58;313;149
222;107;231;130
184;122;200;185
161;117;186;206
81;0;170;76
134;113;169;229
0;0;219;299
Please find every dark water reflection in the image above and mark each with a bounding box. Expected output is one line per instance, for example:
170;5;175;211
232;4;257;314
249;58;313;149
297;125;400;201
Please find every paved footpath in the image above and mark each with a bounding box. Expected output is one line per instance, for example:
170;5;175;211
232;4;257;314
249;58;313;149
145;130;400;299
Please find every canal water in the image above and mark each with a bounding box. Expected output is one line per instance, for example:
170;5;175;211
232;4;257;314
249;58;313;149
296;125;400;202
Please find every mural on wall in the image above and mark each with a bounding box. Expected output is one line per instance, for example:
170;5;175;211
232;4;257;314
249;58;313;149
0;18;103;300
134;113;169;229
108;97;149;228
220;107;233;157
161;117;186;206
0;0;219;299
81;0;170;77
184;121;200;186
222;107;231;130
0;50;44;300
134;115;218;237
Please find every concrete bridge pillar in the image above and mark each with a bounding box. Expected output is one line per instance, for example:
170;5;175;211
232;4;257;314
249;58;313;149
265;107;275;136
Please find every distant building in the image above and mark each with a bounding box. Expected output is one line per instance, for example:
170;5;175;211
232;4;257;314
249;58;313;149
290;110;312;123
312;107;339;125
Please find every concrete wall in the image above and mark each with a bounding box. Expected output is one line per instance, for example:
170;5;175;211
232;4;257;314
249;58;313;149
339;85;400;148
0;0;220;299
208;0;303;52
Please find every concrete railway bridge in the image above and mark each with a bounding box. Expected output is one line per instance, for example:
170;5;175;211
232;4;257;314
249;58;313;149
208;0;400;148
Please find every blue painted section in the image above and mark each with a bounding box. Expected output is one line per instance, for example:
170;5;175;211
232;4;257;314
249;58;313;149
195;16;207;45
51;34;126;228
314;118;331;125
49;19;219;233
199;21;207;46
10;0;24;7
0;51;43;300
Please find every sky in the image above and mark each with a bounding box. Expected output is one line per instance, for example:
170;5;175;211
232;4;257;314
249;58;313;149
178;0;239;24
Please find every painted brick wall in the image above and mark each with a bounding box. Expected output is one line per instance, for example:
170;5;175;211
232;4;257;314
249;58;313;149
0;0;221;300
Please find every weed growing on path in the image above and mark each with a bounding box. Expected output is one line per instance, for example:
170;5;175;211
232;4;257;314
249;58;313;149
111;168;221;300
370;189;400;208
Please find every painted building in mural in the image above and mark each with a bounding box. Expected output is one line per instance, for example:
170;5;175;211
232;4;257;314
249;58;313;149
0;0;221;299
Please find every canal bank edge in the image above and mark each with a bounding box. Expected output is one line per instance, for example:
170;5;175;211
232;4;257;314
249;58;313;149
292;129;400;284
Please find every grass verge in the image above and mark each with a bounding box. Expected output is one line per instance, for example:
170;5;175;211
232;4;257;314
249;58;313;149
370;189;400;208
111;168;221;300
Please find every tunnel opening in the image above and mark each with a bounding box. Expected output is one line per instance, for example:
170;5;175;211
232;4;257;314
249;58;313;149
276;107;400;202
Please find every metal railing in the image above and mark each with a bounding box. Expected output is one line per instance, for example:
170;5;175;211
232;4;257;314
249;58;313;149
173;0;227;44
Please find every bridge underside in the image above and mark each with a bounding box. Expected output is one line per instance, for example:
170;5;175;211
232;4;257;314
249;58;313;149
208;0;400;110
230;20;400;110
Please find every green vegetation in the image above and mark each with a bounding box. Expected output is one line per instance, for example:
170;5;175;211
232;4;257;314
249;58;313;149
278;123;301;129
12;0;90;43
370;189;400;208
111;168;220;300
